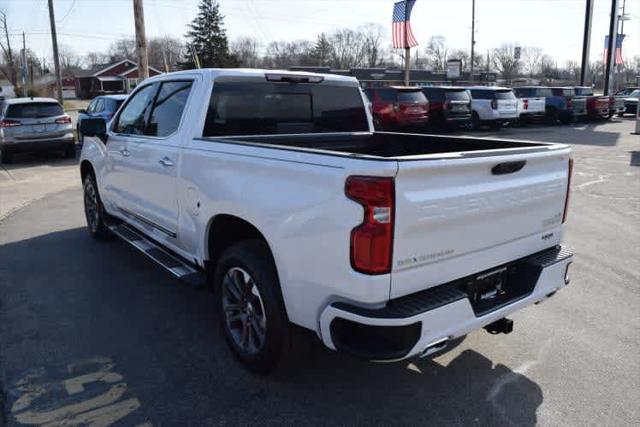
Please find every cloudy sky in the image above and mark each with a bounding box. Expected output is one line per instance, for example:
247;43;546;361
3;0;639;66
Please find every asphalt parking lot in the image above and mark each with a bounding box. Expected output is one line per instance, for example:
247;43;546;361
1;118;639;426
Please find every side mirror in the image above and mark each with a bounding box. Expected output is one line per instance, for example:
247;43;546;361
79;117;107;138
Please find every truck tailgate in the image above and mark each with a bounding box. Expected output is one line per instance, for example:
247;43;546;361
390;147;571;298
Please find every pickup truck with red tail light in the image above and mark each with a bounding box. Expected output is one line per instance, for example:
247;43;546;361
78;69;574;373
574;86;610;120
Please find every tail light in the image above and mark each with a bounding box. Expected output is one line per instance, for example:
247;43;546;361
55;116;72;124
345;176;395;275
522;99;529;110
0;119;21;128
490;99;498;109
566;98;573;109
562;158;573;223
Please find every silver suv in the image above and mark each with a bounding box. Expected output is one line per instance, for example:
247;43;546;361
0;97;75;163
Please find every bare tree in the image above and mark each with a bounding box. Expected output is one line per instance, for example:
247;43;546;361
564;60;580;84
329;29;365;69
424;36;448;71
231;37;261;68
522;47;543;77
491;44;520;83
84;52;110;69
0;10;18;88
58;44;83;77
148;36;184;71
108;38;136;62
360;24;384;68
262;40;313;69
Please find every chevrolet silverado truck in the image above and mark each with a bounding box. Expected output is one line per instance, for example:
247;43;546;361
78;69;574;373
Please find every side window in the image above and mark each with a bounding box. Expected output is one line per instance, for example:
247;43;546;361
146;81;193;137
94;98;105;113
86;99;97;113
114;84;157;135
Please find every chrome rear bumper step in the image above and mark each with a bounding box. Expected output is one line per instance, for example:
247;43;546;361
108;222;205;287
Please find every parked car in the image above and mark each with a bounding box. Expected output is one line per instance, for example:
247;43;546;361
76;94;127;144
611;87;639;117
363;86;429;130
623;89;639;116
614;87;639;97
467;86;518;130
0;97;74;163
512;87;546;124
421;86;472;129
79;69;573;373
573;86;610;120
548;87;586;124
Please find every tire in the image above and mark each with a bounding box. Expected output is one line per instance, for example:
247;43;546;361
0;148;12;164
617;112;624;117
64;144;76;159
77;126;84;145
83;173;111;240
214;239;292;374
545;108;559;125
471;112;481;130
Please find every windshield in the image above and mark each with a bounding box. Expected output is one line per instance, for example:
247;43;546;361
445;90;470;101
397;91;427;103
203;79;368;136
5;102;63;118
628;90;640;98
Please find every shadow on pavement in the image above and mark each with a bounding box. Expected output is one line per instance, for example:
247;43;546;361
0;222;543;425
0;149;79;170
630;151;640;167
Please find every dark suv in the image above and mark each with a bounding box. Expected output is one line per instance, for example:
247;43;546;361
364;87;429;130
421;86;472;129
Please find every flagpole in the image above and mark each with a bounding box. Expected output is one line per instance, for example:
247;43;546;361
404;0;410;85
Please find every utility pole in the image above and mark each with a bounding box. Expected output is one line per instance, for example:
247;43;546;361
47;0;63;103
403;0;410;86
470;0;476;83
133;0;149;80
603;0;619;95
580;0;594;86
21;32;27;96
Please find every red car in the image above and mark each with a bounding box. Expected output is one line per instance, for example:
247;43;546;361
364;86;429;130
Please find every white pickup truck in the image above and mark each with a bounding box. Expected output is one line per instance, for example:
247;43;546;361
79;69;574;373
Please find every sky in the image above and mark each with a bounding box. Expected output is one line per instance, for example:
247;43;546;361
3;0;639;68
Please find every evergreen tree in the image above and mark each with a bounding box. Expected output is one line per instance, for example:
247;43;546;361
310;33;333;67
182;0;237;69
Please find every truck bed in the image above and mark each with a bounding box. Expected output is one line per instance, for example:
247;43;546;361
210;132;557;160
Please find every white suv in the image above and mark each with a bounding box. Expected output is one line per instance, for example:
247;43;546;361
468;87;518;130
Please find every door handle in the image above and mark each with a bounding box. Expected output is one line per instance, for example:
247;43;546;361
119;148;130;157
159;156;174;167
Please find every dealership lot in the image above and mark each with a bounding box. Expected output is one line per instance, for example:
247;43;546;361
0;119;638;425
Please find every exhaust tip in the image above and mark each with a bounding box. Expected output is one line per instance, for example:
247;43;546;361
419;337;449;358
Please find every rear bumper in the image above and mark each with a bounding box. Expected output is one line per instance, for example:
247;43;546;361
319;246;573;361
0;135;75;152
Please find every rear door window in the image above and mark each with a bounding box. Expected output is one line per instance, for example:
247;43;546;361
397;91;426;103
422;88;444;102
203;79;368;136
5;102;63;118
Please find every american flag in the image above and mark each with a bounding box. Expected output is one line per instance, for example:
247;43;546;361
604;35;624;65
392;0;418;49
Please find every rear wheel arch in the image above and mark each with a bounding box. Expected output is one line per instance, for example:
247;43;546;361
205;214;279;282
80;160;95;182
